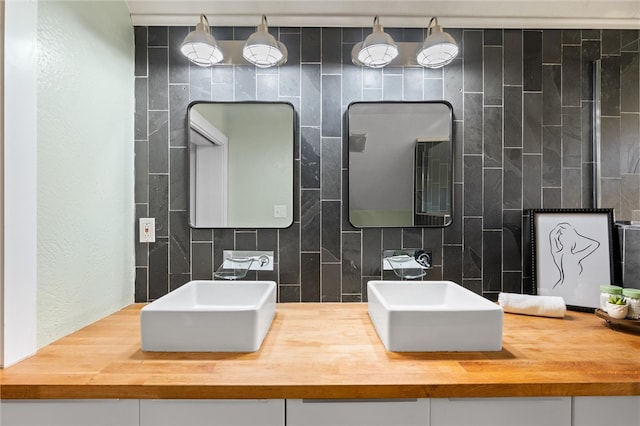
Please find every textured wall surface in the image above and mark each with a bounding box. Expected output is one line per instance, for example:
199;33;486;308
598;36;640;221
134;26;639;303
38;1;135;347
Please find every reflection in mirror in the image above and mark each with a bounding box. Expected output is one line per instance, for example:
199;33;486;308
188;102;294;228
595;36;640;222
347;101;453;228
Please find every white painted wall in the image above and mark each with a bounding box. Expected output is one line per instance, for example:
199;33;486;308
36;1;134;347
2;0;38;367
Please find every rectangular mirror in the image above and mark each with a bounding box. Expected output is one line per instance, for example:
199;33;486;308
188;102;294;228
347;101;454;228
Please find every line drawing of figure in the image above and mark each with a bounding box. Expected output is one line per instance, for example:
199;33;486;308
548;222;600;289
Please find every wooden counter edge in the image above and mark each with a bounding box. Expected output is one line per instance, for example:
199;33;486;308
2;382;639;400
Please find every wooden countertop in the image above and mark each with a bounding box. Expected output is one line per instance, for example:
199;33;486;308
1;303;639;399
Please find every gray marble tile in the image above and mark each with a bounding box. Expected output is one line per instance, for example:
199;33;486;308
621;114;640;174
234;66;256;101
322;201;341;263
542;30;561;64
562;45;581;107
463;93;483;154
600;56;621;117
581;41;601;101
562;107;582;168
504;30;522;86
382;74;402;100
168;27;189;84
148;47;168;110
443;245;463;284
169;148;187;211
169;210;190;274
341;232;362;294
135;204;149;267
503;148;522;210
402;228;423;249
301;126;321;188
463;30;483;93
483;46;503;106
301;28;321;63
301;190;320;251
189;243;212;281
169;273;190;291
257;74;278;100
502;210;522;271
149;111;169;174
443;183;463;245
362;228;382;276
483;169;503;230
236;231;257;250
523;92;542;154
301;253;321;302
135;78;148;140
192;228;212;242
542;65;562;125
483;230;502;291
484;106;503;168
382;228;402;251
403;68;423;100
502;271;523;293
602;30;621;55
562;168;582;208
321;263;341;302
149;175;169;237
169;85;189;147
134;27;148;77
542;125;562;187
279;223;301;284
464;155;483;216
135;267;148;303
600;116;621;178
621;51;640;113
523;154;542;209
322;27;342;74
463;217;482;279
484;29;502;46
523;31;542;91
279;285;301;303
321;137;341;200
149;238;169;299
148;27;168;46
542;187;562;208
444;58;463;116
322;75;342;136
504;86;522;148
135;140;149;204
621;175;640;220
562;30;581;45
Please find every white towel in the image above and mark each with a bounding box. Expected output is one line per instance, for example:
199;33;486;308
498;292;566;318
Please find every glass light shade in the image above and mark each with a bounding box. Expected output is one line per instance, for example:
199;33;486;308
180;15;223;67
416;20;459;69
356;20;398;68
243;19;287;68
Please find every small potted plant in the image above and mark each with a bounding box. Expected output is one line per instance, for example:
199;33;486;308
607;295;628;319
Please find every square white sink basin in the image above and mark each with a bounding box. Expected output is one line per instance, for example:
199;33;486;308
141;280;276;352
367;280;503;352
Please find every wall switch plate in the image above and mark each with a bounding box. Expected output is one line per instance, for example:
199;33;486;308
139;218;156;243
273;205;287;218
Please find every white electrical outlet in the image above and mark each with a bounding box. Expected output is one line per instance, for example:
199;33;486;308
273;205;287;218
139;218;156;243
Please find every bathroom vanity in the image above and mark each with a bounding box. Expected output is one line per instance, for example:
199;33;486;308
1;304;639;425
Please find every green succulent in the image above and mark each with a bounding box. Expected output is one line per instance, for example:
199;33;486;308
608;295;626;305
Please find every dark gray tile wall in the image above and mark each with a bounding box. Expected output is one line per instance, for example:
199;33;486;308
134;26;637;303
599;34;640;221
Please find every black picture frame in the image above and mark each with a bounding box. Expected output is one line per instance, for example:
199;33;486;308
528;208;615;312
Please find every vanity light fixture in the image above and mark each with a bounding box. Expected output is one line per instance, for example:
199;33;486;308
352;16;398;68
242;15;288;68
416;17;459;69
180;14;224;67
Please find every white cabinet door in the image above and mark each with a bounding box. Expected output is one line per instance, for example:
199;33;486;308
430;397;571;426
0;400;139;426
139;399;284;426
574;396;640;426
286;399;429;426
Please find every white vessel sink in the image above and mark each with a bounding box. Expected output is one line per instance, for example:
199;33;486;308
141;280;276;352
367;280;503;352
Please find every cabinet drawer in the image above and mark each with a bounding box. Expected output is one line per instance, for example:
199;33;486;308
139;399;284;426
286;399;429;426
574;396;640;426
0;400;139;426
430;397;571;426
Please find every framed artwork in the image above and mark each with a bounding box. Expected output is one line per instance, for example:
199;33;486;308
529;208;615;312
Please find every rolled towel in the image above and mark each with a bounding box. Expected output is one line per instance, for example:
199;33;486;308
498;292;566;318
